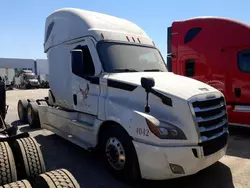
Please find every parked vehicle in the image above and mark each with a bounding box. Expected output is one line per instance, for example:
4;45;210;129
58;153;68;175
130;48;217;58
167;17;250;128
15;70;40;89
18;8;228;181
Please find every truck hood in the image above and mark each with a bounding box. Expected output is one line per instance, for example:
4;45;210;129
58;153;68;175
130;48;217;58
107;72;219;100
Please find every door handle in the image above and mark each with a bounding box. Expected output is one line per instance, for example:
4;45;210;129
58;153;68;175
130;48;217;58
234;88;241;98
73;94;77;105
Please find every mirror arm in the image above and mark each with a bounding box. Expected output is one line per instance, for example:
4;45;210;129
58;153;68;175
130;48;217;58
145;90;150;113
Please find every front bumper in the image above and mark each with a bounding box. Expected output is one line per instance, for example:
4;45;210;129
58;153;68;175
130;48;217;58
29;82;40;87
133;140;227;180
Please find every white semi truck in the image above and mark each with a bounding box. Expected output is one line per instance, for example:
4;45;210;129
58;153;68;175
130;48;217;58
17;8;229;181
14;70;40;89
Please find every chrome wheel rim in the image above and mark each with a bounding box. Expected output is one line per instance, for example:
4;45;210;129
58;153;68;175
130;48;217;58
105;137;126;171
27;107;32;124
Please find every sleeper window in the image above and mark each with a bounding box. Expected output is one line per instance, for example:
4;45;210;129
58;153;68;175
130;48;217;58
184;27;202;44
45;22;54;43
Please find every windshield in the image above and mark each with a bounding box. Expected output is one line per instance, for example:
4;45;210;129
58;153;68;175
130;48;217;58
97;42;168;73
25;74;37;80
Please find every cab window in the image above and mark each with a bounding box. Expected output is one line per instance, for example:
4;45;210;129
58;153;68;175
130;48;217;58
71;45;95;77
238;50;250;73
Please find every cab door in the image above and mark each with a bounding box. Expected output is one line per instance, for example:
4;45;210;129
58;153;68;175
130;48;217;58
70;38;101;116
226;48;250;125
229;48;250;104
69;39;102;147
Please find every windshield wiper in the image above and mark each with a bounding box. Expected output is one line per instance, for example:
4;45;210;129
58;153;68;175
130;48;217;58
113;68;139;72
143;69;163;72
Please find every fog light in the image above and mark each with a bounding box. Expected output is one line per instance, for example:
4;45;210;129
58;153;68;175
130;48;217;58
169;163;185;174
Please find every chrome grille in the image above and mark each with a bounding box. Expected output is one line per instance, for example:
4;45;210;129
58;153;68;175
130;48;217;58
191;95;228;156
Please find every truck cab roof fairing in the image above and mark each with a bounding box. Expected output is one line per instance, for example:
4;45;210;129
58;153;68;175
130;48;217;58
44;8;153;53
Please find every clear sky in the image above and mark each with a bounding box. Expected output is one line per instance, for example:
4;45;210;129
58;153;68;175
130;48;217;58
0;0;249;60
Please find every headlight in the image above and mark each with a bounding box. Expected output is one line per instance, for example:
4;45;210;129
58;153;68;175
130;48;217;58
146;119;186;140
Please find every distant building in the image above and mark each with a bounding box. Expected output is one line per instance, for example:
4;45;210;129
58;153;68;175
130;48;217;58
0;58;48;76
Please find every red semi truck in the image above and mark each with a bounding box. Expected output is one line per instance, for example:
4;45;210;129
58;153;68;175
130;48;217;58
167;17;250;127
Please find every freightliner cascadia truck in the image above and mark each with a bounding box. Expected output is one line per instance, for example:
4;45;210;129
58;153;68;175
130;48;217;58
17;9;228;181
167;16;250;128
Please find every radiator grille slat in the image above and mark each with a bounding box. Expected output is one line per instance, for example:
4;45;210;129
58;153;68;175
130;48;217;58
191;96;228;156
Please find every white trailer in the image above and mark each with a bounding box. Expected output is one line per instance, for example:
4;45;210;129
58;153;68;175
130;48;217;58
17;8;228;181
35;59;49;80
35;59;49;88
0;68;15;88
36;59;49;75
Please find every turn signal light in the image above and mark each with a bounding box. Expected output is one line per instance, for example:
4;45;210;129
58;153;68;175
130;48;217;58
146;119;161;137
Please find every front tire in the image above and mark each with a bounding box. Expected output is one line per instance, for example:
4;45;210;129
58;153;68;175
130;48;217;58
100;125;141;182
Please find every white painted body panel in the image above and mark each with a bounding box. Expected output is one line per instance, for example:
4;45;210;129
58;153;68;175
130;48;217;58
38;105;101;149
107;72;218;101
133;140;227;180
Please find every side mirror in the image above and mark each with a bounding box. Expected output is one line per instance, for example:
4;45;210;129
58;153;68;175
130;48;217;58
141;77;155;113
141;77;155;92
71;49;83;66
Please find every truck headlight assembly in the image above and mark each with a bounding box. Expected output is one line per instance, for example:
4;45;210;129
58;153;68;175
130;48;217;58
146;119;186;140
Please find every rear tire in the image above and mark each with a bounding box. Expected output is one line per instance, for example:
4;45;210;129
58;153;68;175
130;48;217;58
32;169;80;188
0;180;32;188
100;125;141;182
17;100;28;123
9;137;46;180
0;142;17;186
27;102;40;129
